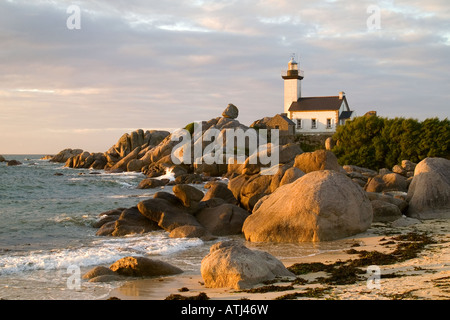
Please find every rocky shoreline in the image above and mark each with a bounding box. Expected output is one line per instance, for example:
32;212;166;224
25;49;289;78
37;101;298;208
0;155;22;166
29;104;450;299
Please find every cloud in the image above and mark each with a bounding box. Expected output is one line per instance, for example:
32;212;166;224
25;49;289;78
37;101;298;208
0;0;448;154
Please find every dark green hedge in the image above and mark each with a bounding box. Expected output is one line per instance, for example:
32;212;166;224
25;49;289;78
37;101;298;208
332;116;450;170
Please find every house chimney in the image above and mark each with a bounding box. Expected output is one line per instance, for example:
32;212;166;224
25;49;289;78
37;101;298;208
339;91;345;100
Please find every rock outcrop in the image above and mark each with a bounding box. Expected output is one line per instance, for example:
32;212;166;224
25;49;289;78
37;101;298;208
109;256;183;277
195;204;249;236
65;151;107;170
222;103;239;119
95;207;160;236
294;150;344;173
172;184;205;210
6;160;22;166
50;148;83;163
202;181;238;205
82;266;123;283
342;165;377;188
200;241;294;289
137;178;170;189
227;162;307;211
169;225;212;240
370;199;403;222
407;157;450;219
137;197;202;232
242;170;373;242
365;173;408;193
279;167;304;186
366;192;408;214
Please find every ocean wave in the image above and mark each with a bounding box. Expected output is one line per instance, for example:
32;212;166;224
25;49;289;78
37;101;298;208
47;213;96;227
0;232;203;275
93;171;145;178
107;193;154;199
117;181;133;188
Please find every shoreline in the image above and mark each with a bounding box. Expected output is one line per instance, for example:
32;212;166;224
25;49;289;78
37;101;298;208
107;217;450;300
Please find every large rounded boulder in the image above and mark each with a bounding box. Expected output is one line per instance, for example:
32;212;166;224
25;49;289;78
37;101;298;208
200;241;294;289
242;170;373;242
109;256;183;277
407;157;450;219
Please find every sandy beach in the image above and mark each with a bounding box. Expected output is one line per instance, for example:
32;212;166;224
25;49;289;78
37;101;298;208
107;217;450;301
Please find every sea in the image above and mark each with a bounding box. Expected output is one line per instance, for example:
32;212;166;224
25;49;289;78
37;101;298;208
0;155;356;300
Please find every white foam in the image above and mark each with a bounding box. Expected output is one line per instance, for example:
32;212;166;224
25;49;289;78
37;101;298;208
99;171;144;178
156;167;175;181
117;181;133;188
0;232;203;275
68;177;84;181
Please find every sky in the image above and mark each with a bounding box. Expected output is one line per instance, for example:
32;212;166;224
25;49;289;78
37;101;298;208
0;0;449;154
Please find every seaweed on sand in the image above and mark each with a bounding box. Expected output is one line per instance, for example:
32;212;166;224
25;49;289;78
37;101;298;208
287;232;436;287
164;292;210;300
275;287;333;300
286;262;336;275
240;284;294;294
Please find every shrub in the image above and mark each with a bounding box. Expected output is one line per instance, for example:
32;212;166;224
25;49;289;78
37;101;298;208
332;116;450;170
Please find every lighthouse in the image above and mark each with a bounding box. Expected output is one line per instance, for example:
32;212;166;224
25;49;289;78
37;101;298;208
282;56;304;115
281;55;354;133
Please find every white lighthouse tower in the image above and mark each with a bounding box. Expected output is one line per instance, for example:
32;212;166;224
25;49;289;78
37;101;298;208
282;55;304;115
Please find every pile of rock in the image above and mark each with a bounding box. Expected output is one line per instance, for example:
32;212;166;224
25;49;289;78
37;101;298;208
226;148;355;212
342;165;377;187
55;103;449;247
94;181;248;239
341;160;417;193
51;130;171;172
362;160;417;194
226;144;304;211
340;157;450;222
48;104;250;178
392;160;417;178
65;151;107;170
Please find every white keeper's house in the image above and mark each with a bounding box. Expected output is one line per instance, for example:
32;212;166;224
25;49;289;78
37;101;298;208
282;57;354;133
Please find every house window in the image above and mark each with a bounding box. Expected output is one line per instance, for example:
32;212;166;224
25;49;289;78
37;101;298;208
311;119;317;129
296;119;302;129
326;118;332;129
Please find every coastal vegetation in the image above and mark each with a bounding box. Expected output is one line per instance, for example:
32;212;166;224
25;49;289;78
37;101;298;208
332;116;450;170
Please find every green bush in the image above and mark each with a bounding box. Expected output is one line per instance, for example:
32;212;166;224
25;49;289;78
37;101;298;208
332;116;450;170
184;122;195;135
